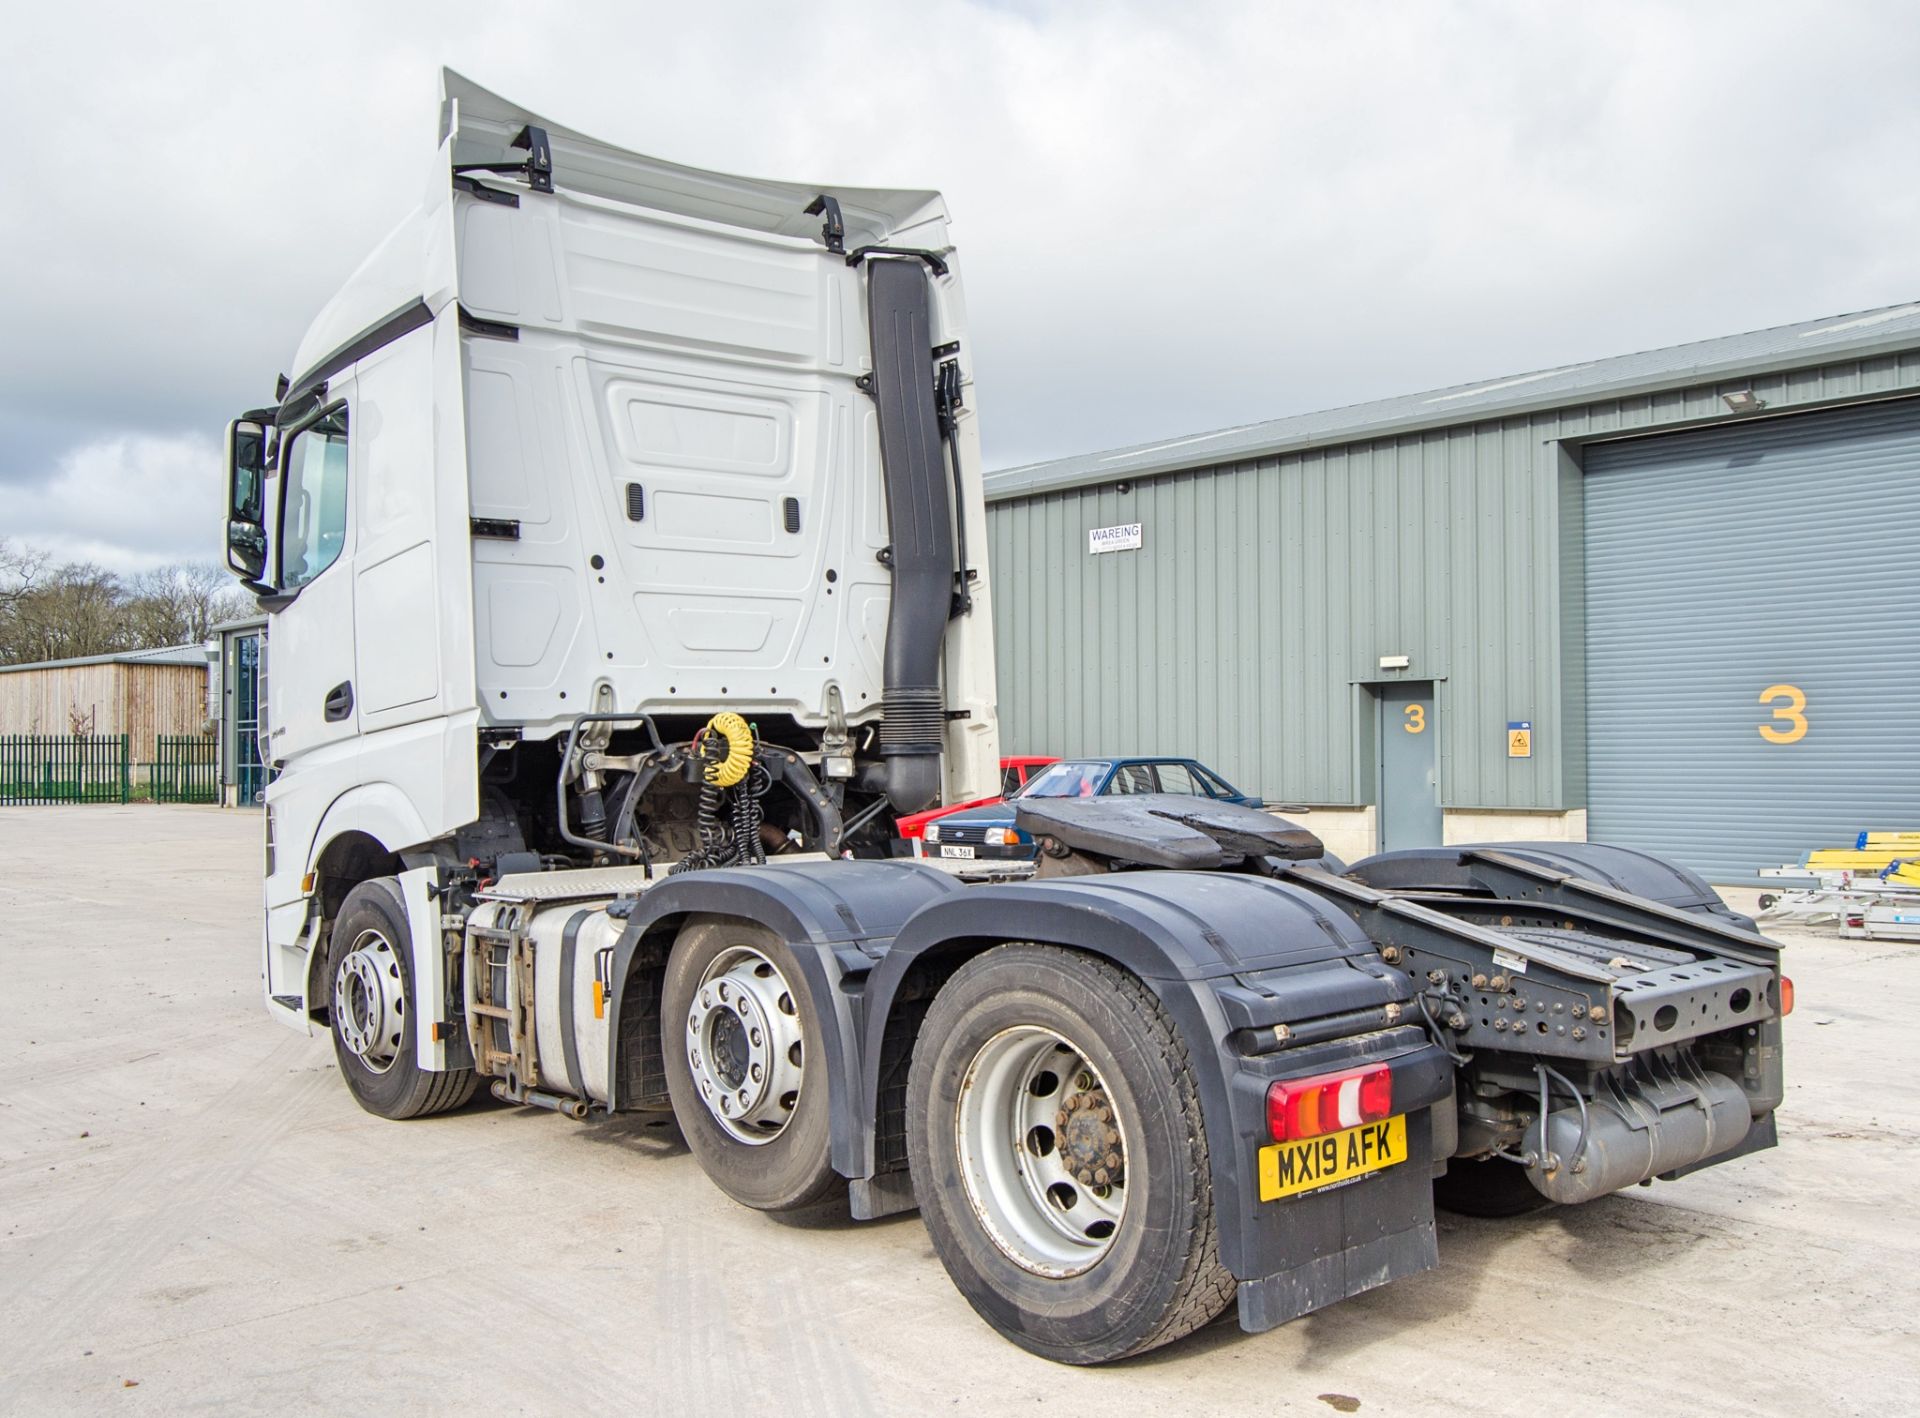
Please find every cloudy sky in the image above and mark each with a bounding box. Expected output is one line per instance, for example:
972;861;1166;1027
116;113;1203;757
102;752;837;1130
3;0;1916;570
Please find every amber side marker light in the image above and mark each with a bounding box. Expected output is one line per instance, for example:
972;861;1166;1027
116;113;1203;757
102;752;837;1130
1780;977;1795;1016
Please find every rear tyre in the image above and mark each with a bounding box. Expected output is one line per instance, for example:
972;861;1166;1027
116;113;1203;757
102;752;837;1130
326;878;478;1120
1432;1156;1553;1218
906;944;1235;1364
661;916;840;1213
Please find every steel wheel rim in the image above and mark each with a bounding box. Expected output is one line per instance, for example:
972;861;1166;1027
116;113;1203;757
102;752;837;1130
686;946;805;1145
333;927;405;1074
954;1025;1128;1278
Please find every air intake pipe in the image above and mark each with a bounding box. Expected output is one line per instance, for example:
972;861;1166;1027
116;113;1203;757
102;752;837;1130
865;257;955;815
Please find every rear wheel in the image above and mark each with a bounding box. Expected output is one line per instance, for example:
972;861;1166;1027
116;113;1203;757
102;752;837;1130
907;944;1234;1364
662;916;839;1212
1432;1155;1553;1218
326;878;478;1119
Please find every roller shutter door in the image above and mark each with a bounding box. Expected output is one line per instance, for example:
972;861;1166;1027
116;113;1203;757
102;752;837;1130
1584;396;1920;882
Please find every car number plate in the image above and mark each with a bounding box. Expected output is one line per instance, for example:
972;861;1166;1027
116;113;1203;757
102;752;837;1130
939;844;976;859
1258;1115;1407;1202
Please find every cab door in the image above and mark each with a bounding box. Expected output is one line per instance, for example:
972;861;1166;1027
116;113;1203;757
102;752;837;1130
263;385;358;764
349;325;473;736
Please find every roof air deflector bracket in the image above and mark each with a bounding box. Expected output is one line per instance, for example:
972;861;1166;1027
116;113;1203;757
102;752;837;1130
452;123;554;195
453;174;520;207
804;194;846;254
459;307;520;341
845;245;949;278
512;125;554;192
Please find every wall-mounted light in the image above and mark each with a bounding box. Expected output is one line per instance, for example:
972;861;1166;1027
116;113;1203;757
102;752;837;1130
1722;389;1766;413
1379;654;1411;671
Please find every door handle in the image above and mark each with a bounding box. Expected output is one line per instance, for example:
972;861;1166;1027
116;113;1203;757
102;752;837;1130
324;681;354;722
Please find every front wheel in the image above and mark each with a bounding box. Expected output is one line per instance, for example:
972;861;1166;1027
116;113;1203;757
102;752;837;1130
326;878;478;1119
907;944;1235;1364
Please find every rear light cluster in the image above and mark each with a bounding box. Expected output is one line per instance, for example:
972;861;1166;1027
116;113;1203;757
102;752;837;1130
1266;1063;1392;1142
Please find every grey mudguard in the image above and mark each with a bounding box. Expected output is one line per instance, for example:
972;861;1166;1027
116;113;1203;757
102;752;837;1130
602;859;961;1180
1350;841;1730;913
856;869;1454;1303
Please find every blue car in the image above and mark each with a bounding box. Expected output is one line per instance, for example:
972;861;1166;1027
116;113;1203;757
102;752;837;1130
923;756;1263;861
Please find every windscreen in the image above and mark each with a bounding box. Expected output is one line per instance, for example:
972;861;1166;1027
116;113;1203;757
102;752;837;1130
1018;761;1106;798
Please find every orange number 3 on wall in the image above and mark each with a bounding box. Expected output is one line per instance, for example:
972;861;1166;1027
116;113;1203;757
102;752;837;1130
1758;684;1808;744
1403;704;1426;734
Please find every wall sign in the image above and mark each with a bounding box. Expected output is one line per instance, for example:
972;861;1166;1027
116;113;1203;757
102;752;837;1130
1507;721;1532;758
1088;523;1143;555
1757;684;1808;744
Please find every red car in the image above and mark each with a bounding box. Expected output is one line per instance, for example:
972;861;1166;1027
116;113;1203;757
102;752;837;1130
897;756;1058;841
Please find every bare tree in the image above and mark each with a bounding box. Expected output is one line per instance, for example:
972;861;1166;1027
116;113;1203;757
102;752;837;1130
123;563;252;646
0;544;251;666
0;562;129;663
0;539;49;610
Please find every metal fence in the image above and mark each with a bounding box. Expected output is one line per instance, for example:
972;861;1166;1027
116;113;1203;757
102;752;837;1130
146;734;219;804
0;733;131;804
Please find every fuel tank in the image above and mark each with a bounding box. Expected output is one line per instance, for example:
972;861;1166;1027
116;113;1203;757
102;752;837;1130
466;892;630;1105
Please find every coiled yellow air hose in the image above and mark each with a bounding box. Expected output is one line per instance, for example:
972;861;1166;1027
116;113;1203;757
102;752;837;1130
701;711;755;787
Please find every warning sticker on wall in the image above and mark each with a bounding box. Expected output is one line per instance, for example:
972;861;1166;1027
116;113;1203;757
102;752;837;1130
1088;523;1144;555
1507;721;1532;758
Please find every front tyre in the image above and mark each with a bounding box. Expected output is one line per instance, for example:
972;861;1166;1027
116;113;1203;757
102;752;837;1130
661;916;840;1213
906;944;1235;1364
326;878;478;1120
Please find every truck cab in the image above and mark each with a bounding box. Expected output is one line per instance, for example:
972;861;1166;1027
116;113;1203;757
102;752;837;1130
223;71;1000;1019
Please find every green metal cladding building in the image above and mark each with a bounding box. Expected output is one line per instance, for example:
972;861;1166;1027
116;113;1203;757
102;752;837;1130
983;301;1920;881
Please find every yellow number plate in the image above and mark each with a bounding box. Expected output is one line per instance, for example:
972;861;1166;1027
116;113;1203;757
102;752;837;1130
1258;1115;1407;1202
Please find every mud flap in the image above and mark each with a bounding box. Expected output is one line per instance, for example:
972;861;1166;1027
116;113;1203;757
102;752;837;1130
1233;1100;1445;1334
398;866;450;1072
1237;1222;1439;1333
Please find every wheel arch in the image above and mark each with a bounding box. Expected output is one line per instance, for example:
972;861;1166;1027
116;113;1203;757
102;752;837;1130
295;784;444;1018
301;830;406;1021
602;861;962;1180
858;876;1300;1276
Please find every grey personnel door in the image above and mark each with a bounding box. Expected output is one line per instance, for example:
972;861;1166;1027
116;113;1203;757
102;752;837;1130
1378;681;1441;852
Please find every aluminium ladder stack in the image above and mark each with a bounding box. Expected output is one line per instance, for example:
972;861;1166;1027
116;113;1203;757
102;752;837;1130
1759;831;1920;939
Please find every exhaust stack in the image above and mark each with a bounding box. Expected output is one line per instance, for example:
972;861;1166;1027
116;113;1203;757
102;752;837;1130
865;257;956;815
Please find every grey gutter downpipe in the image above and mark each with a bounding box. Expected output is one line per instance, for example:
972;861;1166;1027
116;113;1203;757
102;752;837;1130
865;257;955;815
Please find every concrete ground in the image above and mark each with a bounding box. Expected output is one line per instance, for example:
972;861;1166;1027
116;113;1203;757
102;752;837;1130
1;807;1914;1416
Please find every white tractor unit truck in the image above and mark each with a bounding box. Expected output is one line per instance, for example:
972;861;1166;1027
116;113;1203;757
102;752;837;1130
222;73;1789;1364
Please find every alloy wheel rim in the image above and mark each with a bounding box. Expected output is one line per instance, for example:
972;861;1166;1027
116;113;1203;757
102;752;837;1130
686;946;805;1144
954;1025;1128;1277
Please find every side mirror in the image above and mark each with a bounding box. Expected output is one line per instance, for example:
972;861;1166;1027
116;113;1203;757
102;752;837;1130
225;417;270;581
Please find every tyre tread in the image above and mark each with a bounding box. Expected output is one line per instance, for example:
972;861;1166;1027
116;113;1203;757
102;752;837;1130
1067;952;1236;1354
914;944;1236;1361
330;877;479;1121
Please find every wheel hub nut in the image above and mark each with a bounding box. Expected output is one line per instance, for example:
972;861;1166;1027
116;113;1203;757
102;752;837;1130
1054;1090;1124;1188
